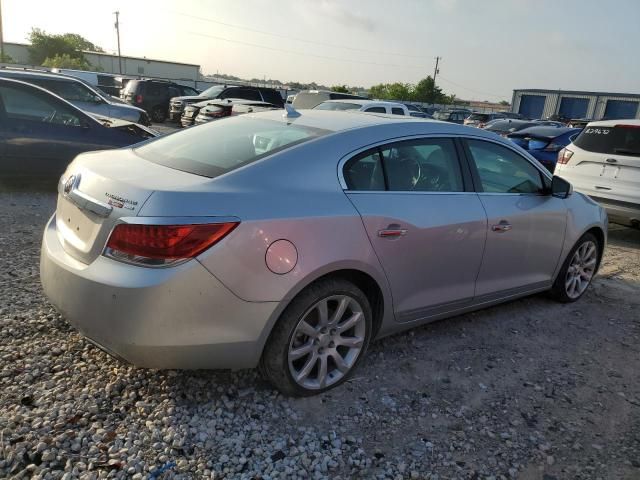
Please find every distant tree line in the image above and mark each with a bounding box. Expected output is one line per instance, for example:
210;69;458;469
369;76;456;104
26;28;104;70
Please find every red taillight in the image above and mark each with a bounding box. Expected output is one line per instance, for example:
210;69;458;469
104;222;239;266
135;94;143;104
557;148;574;165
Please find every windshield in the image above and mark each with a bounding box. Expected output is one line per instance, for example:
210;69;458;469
135;116;330;177
314;102;361;111
574;125;640;156
200;85;226;98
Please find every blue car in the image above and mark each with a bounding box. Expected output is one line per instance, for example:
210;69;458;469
507;126;582;172
0;78;157;183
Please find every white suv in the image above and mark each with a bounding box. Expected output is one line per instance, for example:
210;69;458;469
556;119;640;228
313;99;410;115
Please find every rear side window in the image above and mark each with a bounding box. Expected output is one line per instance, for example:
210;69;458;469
574;125;640;157
135;117;330;178
364;107;386;113
391;107;405;115
467;140;544;194
344;138;464;192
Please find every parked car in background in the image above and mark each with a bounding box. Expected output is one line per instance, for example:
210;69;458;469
533;119;567;127
286;94;296;104
464;112;506;128
501;112;524;119
40;109;607;396
292;89;368;109
194;99;279;125
0;69;151;126
508;126;582;172
555;120;640;228
170;85;284;123
484;119;542;136
0;78;156;182
314;99;410;115
50;68;124;97
402;103;429;118
433;109;471;124
121;79;200;123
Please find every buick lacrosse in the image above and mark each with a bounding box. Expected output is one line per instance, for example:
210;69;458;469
41;108;607;395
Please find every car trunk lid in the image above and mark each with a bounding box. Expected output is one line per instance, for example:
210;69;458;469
55;148;213;265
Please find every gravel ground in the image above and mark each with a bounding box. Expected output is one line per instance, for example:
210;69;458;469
1;190;639;480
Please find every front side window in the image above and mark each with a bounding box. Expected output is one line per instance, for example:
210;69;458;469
344;138;465;192
466;139;544;194
0;84;84;127
35;79;96;103
135;116;329;178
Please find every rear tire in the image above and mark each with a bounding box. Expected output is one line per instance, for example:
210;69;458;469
260;278;372;397
549;233;600;303
150;105;166;123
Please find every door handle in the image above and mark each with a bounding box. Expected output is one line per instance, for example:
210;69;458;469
378;228;407;238
491;221;512;233
594;185;612;190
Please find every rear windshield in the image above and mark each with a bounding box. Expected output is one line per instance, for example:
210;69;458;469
574;125;640;157
314;102;361;111
135;116;330;178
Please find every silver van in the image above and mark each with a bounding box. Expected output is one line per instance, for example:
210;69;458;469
292;89;368;109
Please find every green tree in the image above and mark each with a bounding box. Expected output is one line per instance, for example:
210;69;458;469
412;76;446;103
368;82;412;100
330;85;350;93
28;28;102;68
499;100;510;106
42;53;92;70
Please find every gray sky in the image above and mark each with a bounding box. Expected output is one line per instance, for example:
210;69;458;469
3;0;639;101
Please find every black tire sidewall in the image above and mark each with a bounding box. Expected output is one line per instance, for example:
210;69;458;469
551;232;599;303
261;279;373;397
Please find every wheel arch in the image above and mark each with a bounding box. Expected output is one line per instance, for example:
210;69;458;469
254;262;393;366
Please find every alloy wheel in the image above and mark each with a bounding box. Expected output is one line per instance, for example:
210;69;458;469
565;240;597;299
288;295;366;390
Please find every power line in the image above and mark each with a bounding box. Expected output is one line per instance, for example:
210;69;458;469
187;31;426;70
437;75;508;100
174;10;430;60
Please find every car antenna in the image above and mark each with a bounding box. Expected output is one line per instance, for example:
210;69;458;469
283;103;301;118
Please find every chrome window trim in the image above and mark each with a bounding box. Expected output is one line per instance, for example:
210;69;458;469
338;133;469;191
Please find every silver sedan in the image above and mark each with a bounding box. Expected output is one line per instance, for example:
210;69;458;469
41;109;607;396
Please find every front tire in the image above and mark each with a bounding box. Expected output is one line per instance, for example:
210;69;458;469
550;233;600;302
260;279;372;396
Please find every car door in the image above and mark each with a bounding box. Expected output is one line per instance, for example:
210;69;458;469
0;82;106;178
463;138;567;298
343;137;487;322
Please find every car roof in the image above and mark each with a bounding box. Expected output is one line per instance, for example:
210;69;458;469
241;109;506;137
321;99;404;108
0;68;81;83
585;119;640;127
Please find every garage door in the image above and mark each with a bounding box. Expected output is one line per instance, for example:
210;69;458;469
558;97;589;119
603;100;639;120
518;95;545;118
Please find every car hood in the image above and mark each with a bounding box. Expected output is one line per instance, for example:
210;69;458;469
171;95;211;103
88;113;159;138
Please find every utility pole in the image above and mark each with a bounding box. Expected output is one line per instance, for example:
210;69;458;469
433;56;441;85
0;0;5;63
114;11;122;74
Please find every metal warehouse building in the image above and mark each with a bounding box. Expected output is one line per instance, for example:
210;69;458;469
511;89;640;120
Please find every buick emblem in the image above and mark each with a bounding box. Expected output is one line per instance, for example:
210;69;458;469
63;174;79;195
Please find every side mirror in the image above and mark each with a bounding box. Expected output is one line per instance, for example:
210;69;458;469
551;175;572;199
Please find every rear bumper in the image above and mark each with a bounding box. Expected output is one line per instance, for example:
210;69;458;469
588;195;640;228
40;214;278;369
169;106;184;121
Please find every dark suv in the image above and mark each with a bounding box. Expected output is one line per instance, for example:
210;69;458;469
121;80;200;123
170;85;285;124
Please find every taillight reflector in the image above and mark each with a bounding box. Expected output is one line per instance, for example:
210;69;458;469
557;148;574;165
104;222;238;266
135;94;143;104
